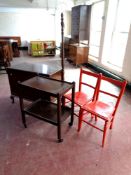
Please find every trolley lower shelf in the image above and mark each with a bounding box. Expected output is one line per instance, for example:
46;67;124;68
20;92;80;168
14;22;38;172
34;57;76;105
23;99;72;126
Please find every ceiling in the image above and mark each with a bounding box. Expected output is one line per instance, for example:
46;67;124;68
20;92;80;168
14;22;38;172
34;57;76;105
0;0;99;10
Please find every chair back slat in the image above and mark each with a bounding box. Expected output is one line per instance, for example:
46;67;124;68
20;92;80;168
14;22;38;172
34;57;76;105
79;68;102;100
96;75;127;115
81;82;95;89
99;89;118;98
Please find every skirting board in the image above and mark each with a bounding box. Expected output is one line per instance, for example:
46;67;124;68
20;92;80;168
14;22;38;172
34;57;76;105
84;63;131;89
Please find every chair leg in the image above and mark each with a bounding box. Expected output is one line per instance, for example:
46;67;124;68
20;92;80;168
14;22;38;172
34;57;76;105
10;95;14;103
91;114;94;119
102;121;108;147
91;114;97;121
110;116;115;129
78;109;84;132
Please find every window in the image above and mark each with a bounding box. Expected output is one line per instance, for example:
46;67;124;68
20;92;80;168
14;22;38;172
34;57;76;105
89;1;105;61
102;0;131;70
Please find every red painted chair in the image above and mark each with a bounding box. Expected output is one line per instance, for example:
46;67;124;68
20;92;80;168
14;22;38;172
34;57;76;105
78;75;127;147
64;68;102;116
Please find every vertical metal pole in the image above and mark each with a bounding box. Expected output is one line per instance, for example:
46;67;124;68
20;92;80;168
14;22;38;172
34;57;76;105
61;13;64;81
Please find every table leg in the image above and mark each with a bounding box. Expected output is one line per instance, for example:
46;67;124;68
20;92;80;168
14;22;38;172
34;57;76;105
19;97;27;128
10;95;14;103
57;95;63;142
69;82;75;126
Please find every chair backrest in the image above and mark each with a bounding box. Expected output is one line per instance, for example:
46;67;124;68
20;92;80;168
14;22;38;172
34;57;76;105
3;45;11;60
79;68;102;100
96;75;127;115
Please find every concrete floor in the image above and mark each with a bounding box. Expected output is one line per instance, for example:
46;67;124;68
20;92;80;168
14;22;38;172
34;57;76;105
0;51;131;175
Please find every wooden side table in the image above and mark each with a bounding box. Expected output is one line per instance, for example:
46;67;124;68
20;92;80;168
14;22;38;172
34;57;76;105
68;44;89;66
6;61;62;103
18;76;75;142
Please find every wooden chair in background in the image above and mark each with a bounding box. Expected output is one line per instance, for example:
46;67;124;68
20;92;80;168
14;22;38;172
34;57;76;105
0;44;11;71
3;44;12;66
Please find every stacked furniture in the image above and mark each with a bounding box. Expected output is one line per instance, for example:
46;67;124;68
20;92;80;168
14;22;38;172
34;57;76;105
30;41;56;56
0;43;12;70
71;5;91;41
0;36;21;57
64;5;91;66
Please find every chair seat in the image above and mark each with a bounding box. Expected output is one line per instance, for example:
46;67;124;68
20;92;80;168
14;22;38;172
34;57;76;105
82;101;115;121
64;91;92;107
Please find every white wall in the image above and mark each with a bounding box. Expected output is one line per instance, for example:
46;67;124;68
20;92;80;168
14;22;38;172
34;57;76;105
0;8;56;46
0;8;71;47
54;10;71;47
64;11;71;36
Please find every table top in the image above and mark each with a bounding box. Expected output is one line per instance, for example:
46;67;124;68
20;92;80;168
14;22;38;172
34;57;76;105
19;76;73;96
69;43;89;48
7;61;62;76
0;39;17;43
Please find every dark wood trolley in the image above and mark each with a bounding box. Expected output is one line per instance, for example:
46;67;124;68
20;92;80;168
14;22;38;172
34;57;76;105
18;76;75;142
